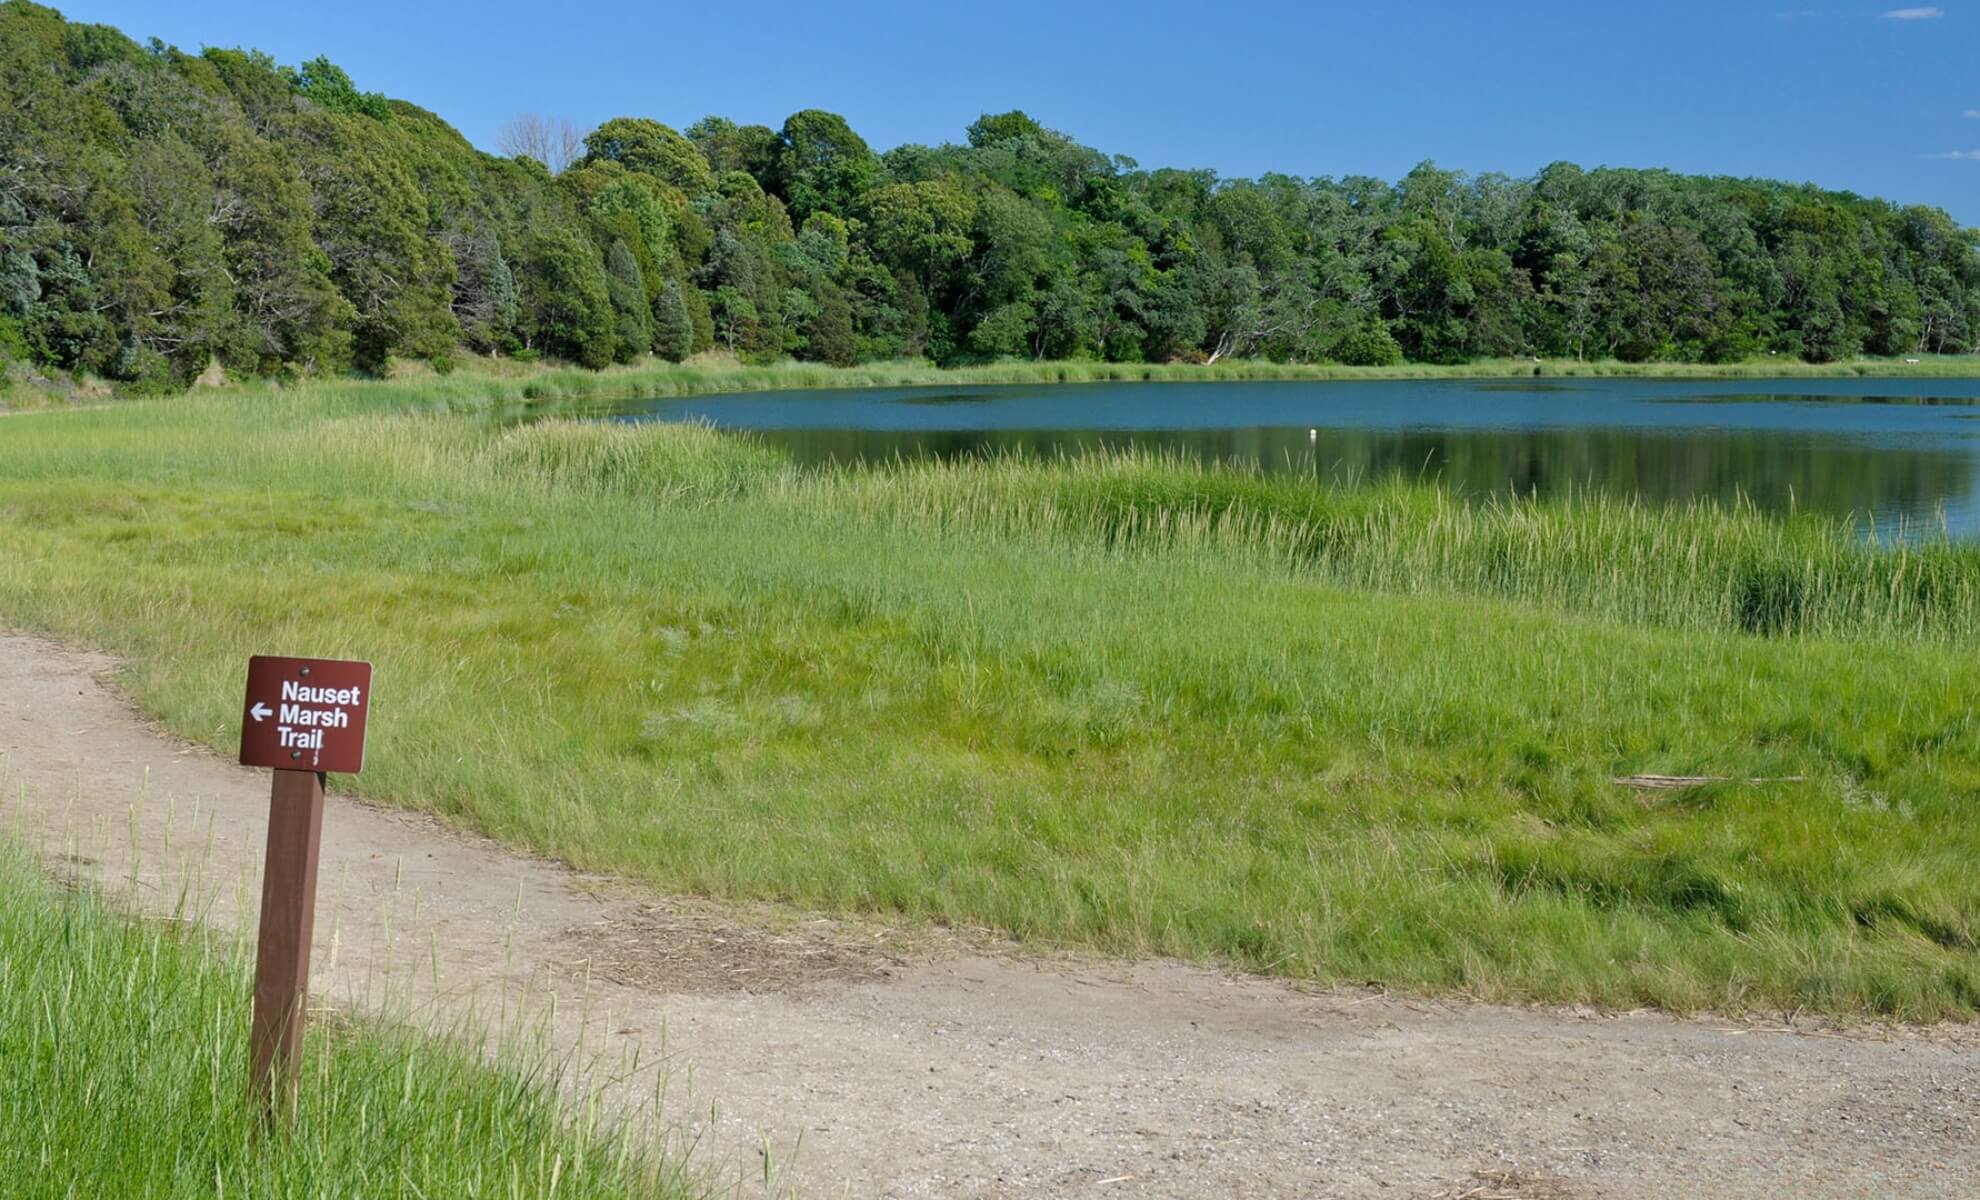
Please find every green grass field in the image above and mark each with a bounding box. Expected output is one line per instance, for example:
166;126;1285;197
0;844;689;1199
4;365;1980;1019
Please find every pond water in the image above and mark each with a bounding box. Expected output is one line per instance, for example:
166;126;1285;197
607;376;1980;536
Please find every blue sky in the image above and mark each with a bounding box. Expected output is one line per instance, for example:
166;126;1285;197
52;1;1980;223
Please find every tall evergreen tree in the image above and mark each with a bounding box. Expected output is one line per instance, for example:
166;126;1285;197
652;278;694;363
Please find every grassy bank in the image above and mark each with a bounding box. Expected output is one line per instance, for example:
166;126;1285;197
0;843;688;1199
4;382;1980;1019
8;350;1980;412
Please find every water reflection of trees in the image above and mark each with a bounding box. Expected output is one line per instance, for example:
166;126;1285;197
762;426;1980;529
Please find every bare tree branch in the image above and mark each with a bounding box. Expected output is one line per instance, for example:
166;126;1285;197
496;113;587;174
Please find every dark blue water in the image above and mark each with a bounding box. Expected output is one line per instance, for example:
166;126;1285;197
608;376;1980;536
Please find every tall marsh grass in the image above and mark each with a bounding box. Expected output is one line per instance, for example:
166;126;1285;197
302;407;1980;644
792;448;1980;641
0;843;691;1199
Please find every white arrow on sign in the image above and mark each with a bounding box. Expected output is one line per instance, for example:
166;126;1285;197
250;701;273;722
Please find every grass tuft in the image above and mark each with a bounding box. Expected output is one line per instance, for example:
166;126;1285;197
0;843;692;1199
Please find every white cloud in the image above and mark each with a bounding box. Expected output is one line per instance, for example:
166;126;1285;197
1926;149;1980;159
1882;6;1946;18
1965;109;1980;118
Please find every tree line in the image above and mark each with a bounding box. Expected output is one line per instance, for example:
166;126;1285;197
3;1;1977;391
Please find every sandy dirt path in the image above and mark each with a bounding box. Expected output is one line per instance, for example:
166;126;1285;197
2;631;1976;1199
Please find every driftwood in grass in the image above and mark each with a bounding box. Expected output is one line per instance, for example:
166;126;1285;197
1614;773;1806;791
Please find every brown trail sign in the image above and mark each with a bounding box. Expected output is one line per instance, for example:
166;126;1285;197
239;655;372;1121
240;655;372;773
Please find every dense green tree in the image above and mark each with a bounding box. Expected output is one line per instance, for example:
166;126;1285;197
966;110;1046;146
516;227;613;368
283;111;458;372
602;240;649;363
798;278;857;365
775;109;881;221
968;300;1034;358
0;251;39;318
580;117;715;196
860;180;976;293
1;2;1975;384
686;116;781;189
962;109;1113;205
651;277;694;362
1333;319;1405;366
285;56;388;117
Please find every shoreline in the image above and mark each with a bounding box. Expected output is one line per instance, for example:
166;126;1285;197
270;353;1980;419
10;353;1980;415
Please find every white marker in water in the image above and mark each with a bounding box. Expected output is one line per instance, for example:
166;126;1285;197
1309;429;1317;442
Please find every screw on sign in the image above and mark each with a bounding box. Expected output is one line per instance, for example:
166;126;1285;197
238;655;372;1122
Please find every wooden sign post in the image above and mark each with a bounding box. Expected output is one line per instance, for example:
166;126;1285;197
238;655;373;1120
